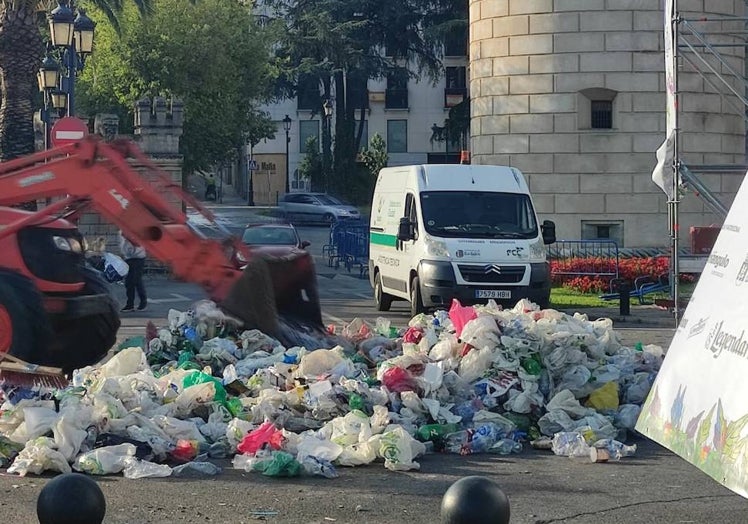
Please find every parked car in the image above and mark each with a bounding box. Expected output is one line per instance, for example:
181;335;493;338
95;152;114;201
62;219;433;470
278;192;361;224
241;222;310;257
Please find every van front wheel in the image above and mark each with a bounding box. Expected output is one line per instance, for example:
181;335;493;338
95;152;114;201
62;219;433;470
410;276;425;317
374;272;393;312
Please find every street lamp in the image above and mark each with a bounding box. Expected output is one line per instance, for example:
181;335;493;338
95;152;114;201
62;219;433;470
46;1;95;117
282;114;292;194
322;99;333;192
37;51;63;150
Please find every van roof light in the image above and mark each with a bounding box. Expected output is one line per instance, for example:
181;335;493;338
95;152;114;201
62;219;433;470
460;150;470;164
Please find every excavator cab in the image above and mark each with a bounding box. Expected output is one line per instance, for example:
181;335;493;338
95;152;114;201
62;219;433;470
0;208;120;373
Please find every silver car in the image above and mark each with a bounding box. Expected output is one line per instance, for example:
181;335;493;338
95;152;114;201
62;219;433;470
278;192;361;224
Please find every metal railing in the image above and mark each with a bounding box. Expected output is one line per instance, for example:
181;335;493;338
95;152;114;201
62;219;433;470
547;239;620;280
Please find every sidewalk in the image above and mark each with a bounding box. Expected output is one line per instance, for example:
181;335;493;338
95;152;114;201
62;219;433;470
557;303;679;329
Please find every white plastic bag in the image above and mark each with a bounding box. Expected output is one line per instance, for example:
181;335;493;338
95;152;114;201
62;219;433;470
123;458;172;479
73;443;136;475
377;426;426;471
458;347;494;383
7;437;71;477
103;252;129;282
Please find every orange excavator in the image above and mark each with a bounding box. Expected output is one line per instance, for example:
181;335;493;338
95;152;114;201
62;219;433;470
0;136;325;373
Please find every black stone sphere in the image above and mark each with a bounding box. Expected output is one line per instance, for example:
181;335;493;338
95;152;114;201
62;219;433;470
37;473;106;524
440;475;510;524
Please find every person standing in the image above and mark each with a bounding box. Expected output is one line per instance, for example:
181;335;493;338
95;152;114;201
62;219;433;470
119;231;147;311
205;174;217;200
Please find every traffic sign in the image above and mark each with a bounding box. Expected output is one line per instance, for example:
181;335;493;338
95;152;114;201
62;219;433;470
51;117;89;147
248;159;258;170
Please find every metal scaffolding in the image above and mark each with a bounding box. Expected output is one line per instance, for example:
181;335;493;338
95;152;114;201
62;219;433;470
662;3;748;324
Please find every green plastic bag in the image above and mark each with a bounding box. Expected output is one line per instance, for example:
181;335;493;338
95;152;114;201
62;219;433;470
348;393;365;412
182;371;227;405
252;451;301;477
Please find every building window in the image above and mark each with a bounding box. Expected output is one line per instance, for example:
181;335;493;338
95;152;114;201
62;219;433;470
443;26;468;57
445;66;467;108
581;220;624;246
347;75;369;110
591;100;613;129
299;120;319;152
297;75;320;111
387;120;407;153
386;73;408;109
356;120;368;151
578;88;617;131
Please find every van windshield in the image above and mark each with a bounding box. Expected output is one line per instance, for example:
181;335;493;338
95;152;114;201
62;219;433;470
419;191;539;239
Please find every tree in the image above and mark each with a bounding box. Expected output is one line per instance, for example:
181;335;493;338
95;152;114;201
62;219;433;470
265;0;466;199
297;136;322;191
0;0;153;162
359;133;387;178
77;0;275;174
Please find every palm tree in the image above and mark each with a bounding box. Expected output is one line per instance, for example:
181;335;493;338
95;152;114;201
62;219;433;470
0;0;152;162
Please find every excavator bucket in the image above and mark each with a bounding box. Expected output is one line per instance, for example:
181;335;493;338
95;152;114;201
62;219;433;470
220;250;329;348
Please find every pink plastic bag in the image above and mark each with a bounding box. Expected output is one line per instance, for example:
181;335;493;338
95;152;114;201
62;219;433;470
381;367;419;393
448;299;477;339
237;421;284;455
402;327;423;344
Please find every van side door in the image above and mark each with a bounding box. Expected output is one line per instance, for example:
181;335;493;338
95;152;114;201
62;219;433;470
395;193;419;284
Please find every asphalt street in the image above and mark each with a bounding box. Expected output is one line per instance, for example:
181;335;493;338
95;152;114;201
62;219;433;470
3;204;745;523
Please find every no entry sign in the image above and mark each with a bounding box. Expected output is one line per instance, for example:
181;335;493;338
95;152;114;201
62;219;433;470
51;117;89;147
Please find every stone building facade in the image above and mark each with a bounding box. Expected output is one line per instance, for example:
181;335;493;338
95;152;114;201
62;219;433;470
77;96;184;252
469;0;745;248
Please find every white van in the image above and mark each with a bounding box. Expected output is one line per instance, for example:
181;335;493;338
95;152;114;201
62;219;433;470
368;164;556;316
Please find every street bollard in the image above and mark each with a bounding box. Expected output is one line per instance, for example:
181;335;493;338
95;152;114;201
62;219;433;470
611;278;631;316
440;476;510;524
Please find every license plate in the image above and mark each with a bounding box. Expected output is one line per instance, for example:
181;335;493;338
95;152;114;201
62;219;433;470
475;289;511;299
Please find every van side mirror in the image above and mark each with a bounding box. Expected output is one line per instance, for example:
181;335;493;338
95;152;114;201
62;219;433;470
397;217;413;241
541;220;556;245
301;240;311;249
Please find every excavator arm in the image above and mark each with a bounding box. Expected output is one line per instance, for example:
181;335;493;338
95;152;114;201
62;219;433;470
0;136;323;341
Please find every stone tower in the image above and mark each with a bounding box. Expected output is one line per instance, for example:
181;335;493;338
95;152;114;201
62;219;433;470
469;0;745;247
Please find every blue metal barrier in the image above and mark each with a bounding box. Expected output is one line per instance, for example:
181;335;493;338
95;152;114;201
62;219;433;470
322;220;369;278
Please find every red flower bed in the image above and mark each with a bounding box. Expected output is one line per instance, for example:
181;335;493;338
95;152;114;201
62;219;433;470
550;256;694;294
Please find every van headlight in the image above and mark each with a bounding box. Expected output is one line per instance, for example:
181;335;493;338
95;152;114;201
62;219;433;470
52;236;82;253
425;235;450;258
529;238;546;261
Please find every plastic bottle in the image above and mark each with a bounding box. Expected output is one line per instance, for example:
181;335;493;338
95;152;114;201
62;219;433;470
445;430;471;454
445;424;503;455
416;423;460;443
172;461;221;477
300;455;339;478
593;439;637;460
348;393;365;412
551;432;590;458
521;356;542;375
489;438;523;455
468;424;502;453
183;327;201;346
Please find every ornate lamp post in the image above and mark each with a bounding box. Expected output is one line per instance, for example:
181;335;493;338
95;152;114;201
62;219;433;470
282;114;292;194
322;99;333;193
37;52;64;149
45;1;96;118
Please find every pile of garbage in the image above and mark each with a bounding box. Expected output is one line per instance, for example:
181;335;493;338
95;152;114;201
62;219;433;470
0;298;663;478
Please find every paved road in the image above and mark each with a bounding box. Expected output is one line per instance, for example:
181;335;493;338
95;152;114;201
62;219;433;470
5;209;747;523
